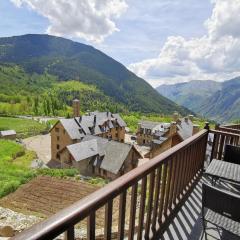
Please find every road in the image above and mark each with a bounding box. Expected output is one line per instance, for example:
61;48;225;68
23;134;51;164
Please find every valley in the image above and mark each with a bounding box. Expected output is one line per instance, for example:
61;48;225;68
157;78;240;123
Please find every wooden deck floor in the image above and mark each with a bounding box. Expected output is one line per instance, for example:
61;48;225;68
161;176;240;240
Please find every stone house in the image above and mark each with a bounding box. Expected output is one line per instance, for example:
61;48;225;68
0;130;16;140
136;121;174;145
145;116;200;158
59;135;142;180
50;100;126;162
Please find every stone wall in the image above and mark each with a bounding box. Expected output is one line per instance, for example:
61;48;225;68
51;122;74;161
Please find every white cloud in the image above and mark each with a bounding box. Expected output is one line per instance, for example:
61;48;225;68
129;0;240;87
10;0;128;43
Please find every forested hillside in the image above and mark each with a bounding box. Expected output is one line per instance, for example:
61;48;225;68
0;64;125;116
0;34;189;115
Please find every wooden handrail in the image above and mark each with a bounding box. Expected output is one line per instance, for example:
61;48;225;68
221;123;240;130
11;129;208;240
217;126;240;135
210;129;240;137
209;129;240;161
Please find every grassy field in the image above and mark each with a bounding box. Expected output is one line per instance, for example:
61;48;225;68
0;140;36;198
0;117;48;138
0;140;93;198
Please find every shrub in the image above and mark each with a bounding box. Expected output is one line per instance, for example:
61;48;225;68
36;168;79;178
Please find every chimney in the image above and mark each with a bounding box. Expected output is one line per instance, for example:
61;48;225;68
73;99;80;117
173;112;179;122
94;115;96;126
188;115;194;122
169;121;177;135
192;124;200;135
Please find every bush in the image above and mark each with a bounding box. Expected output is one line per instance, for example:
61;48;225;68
36;168;79;178
0;181;20;198
87;177;108;186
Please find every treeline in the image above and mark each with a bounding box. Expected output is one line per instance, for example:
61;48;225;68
0;64;127;117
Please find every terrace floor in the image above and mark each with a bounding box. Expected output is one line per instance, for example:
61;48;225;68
161;176;240;240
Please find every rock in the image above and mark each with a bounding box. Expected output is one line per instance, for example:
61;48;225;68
0;226;15;237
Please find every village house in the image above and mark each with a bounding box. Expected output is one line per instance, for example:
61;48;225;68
0;130;16;140
136;121;173;145
59;135;142;180
140;115;199;158
50;99;126;162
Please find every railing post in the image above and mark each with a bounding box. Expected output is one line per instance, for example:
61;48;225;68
204;122;210;130
64;226;74;240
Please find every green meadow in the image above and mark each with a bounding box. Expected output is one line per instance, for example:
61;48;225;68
0;117;48;138
0;140;36;197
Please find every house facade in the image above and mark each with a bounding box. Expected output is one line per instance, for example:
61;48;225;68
59;135;141;180
145;115;200;158
50;100;126;162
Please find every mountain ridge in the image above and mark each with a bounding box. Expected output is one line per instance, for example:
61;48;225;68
0;34;190;115
156;79;240;122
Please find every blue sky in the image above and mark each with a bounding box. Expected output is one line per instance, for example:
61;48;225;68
1;0;240;87
0;0;212;64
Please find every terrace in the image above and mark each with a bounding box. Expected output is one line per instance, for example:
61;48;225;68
11;123;240;240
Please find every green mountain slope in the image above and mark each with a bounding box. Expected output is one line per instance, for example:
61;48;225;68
157;80;222;111
0;64;125;116
157;79;240;122
0;34;189;115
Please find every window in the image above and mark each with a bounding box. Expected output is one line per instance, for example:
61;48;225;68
57;136;60;141
115;133;118;138
57;144;60;150
55;128;59;133
56;153;60;160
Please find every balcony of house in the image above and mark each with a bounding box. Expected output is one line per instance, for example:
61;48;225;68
10;123;240;240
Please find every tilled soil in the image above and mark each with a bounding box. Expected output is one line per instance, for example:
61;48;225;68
0;176;100;217
0;176;131;237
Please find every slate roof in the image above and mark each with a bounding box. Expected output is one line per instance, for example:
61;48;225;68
177;118;194;140
152;137;168;145
60;119;83;140
66;135;140;174
67;139;99;162
0;130;16;136
139;121;170;135
56;112;126;140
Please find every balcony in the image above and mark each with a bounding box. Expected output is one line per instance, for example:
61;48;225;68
11;123;240;240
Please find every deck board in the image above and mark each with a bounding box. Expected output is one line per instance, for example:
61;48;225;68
161;177;240;240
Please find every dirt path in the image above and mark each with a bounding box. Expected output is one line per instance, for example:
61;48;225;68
23;134;51;164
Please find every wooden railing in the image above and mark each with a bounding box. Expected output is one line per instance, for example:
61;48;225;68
11;130;208;240
222;123;240;130
209;129;240;161
217;123;240;134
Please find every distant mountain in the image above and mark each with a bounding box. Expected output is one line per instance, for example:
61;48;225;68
156;78;240;122
0;34;189;115
198;78;240;122
157;80;222;111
